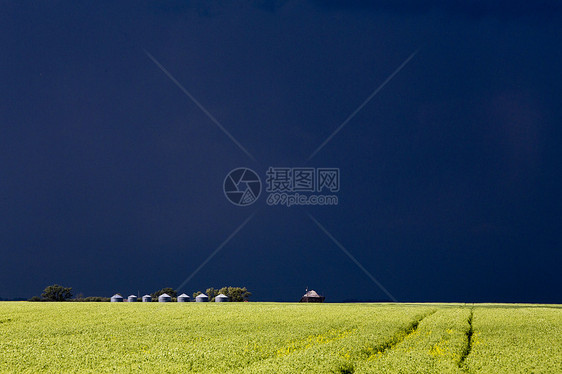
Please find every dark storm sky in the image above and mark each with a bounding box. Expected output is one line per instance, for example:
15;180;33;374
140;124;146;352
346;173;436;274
1;1;561;302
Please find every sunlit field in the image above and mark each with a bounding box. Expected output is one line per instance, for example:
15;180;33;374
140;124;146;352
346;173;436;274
0;302;560;373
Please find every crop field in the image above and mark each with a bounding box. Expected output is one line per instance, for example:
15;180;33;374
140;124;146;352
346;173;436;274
0;302;560;373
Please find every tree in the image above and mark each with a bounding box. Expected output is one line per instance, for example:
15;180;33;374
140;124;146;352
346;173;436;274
151;288;177;299
41;284;73;301
193;287;251;301
206;287;219;302
218;286;251;302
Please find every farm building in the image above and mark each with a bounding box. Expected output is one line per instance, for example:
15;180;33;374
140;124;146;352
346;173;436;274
142;295;152;302
215;294;229;302
300;290;325;303
110;294;123;302
195;293;209;302
177;293;190;302
127;295;137;302
158;293;172;302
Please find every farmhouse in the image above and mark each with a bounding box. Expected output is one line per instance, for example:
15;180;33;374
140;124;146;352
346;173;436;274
299;290;325;303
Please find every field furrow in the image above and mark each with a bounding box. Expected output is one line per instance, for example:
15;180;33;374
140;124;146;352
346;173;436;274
353;306;471;373
465;306;562;373
458;308;474;371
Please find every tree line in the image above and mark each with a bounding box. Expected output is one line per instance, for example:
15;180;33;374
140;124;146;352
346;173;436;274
193;287;251;302
28;284;251;302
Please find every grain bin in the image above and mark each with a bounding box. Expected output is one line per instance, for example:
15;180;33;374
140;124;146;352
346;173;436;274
177;293;190;302
158;293;172;302
110;294;123;302
127;295;137;302
215;294;229;302
195;293;209;302
142;295;152;302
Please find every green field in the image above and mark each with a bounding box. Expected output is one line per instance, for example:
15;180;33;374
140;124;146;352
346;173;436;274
0;302;560;373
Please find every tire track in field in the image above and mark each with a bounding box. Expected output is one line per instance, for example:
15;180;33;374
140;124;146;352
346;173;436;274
239;327;358;372
360;310;437;359
240;311;437;373
458;308;474;371
334;311;437;373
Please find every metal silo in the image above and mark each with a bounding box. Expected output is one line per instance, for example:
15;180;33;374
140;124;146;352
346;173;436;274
158;293;172;302
142;295;152;302
177;293;190;302
111;294;123;302
127;295;137;302
215;294;229;302
195;293;209;302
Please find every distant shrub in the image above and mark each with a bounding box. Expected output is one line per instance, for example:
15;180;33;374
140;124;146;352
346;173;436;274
84;297;111;302
72;297;111;302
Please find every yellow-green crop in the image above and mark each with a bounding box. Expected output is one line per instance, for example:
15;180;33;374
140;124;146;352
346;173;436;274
0;302;560;373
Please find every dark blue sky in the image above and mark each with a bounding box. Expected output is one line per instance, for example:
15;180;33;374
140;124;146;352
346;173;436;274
1;1;561;302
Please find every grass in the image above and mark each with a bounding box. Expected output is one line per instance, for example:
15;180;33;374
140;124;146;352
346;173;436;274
0;302;560;373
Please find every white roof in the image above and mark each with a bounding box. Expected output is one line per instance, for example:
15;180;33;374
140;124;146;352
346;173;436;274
112;294;123;298
303;290;321;297
178;293;189;298
216;294;228;298
159;293;171;298
197;293;208;297
128;295;137;298
143;295;151;297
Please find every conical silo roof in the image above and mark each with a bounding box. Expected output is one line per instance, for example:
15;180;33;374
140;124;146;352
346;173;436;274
215;294;229;302
158;293;172;302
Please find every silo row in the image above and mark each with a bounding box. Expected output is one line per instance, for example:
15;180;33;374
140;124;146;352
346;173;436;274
110;293;229;302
